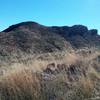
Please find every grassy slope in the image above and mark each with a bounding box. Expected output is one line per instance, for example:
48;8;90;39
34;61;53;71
0;48;100;100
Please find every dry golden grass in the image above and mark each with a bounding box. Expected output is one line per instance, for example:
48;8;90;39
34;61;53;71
0;49;100;100
79;77;94;97
0;68;42;100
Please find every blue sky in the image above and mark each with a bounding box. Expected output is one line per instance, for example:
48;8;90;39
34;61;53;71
0;0;100;34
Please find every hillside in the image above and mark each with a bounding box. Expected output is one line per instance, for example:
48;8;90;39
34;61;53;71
0;21;100;64
0;22;100;100
51;25;100;48
2;22;70;54
2;21;100;53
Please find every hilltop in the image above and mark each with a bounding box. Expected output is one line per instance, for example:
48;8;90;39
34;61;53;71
0;21;100;54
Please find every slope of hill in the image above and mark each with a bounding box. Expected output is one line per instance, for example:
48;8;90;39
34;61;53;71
0;22;100;68
0;22;72;65
0;21;99;55
51;25;100;48
2;21;100;53
0;21;100;66
2;21;71;54
0;21;100;100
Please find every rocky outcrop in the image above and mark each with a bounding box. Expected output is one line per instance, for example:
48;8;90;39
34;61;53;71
51;24;100;48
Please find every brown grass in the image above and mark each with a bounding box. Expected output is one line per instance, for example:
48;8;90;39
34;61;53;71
0;68;42;100
0;49;100;100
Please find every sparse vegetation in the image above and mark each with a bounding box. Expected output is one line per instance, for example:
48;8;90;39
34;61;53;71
0;49;100;100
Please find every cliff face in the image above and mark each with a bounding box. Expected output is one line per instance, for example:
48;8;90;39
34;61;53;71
0;21;100;59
